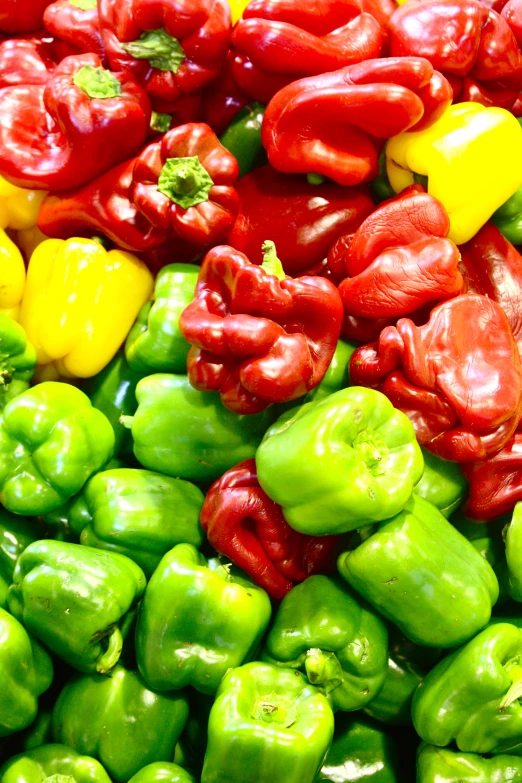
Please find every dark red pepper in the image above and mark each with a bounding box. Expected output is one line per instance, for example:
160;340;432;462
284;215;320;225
0;0;52;34
43;0;106;62
463;426;522;519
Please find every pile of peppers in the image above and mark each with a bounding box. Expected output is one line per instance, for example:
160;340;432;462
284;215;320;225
6;0;522;781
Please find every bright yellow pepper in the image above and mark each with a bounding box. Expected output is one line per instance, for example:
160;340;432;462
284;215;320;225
0;228;26;321
228;0;252;23
0;176;46;231
19;238;154;379
386;102;522;245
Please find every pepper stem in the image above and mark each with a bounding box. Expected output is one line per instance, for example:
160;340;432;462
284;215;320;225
151;111;172;133
304;648;344;695
261;240;285;281
72;66;122;99
500;665;522;712
0;369;12;387
96;625;123;674
252;691;297;728
157;156;214;209
119;414;133;430
120;28;186;73
70;0;97;8
307;173;325;186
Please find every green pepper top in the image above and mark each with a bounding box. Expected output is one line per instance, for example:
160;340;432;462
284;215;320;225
0;314;36;411
0;744;111;783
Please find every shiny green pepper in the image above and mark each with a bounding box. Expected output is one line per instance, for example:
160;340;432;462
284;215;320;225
413;449;468;518
0;507;41;608
417;744;522;782
219;102;267;178
0;744;111;783
0;314;36;411
128;763;195;783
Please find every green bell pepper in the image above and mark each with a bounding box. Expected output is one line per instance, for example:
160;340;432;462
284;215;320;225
51;664;189;783
19;710;52;752
125;265;198;376
370;149;395;205
0;507;41;608
413;449;468;518
0;382;114;515
316;713;400;782
8;539;146;674
263;575;389;712
62;468;204;577
452;511;510;606
0;744;111;783
417;744;522;783
122;374;275;481
256;387;424;535
201;662;335;783
136;543;272;694
0;607;53;737
412;623;522;755
128;763;195;783
492;186;522;245
219;102;267;178
0;314;36;411
505;502;522;602
338;495;499;648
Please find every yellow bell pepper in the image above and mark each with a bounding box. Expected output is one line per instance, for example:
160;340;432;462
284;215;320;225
19;238;154;379
0;228;26;321
0;176;46;231
228;0;252;23
386;102;522;244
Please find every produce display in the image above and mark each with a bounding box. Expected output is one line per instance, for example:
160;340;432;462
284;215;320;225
5;0;522;781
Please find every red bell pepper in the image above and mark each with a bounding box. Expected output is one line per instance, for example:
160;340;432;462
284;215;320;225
43;0;106;62
0;1;52;34
178;241;344;414
502;0;522;45
389;0;522;109
98;0;231;112
463;425;522;520
202;53;249;136
39;123;239;261
350;294;522;461
261;57;452;186
0;37;57;87
228;165;374;277
0;52;151;190
200;459;344;600
229;0;383;104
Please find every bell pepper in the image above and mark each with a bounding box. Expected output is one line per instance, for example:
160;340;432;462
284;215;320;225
505;502;522;602
179;242;344;414
200;459;344;600
338;495;499;647
417;745;522;783
202;53;249;136
386;103;522;244
15;227;49;264
0;745;112;783
38;123;240;261
18;709;53;752
125;263;198;376
350;294;522;462
316;713;400;782
19;238;153;379
136;542;271;694
0;1;52;33
0;315;36;411
263;575;388;712
463;425;522;520
389;0;522;109
0;228;25;319
0;177;46;232
65;468;205;577
492;183;522;245
122;373;275;481
43;0;106;61
452;512;510;605
128;763;195;783
413;448;468;517
201;661;335;783
0;52;151;191
52;664;189;783
412;622;522;753
0;381;114;515
262;57;452;186
0;607;53;737
230;0;383;104
256;386;423;535
98;0;231;112
219;101;266;178
0;38;57;88
228;165;374;276
0;508;41;610
8;539;146;674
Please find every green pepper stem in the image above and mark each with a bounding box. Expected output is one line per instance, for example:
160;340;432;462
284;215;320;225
307;173;325;186
261;240;286;281
96;625;123;675
304;648;344;695
119;414;133;430
120;28;186;73
72;65;122;99
157;156;214;209
0;370;12;387
150;111;172;133
500;664;522;711
252;691;297;728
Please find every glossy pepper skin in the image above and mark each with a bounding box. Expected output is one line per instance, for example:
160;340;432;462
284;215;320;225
128;763;195;783
417;744;522;783
386;103;522;245
0;38;57;88
389;0;522;109
412;623;522;754
0;508;40;609
452;513;510;606
414;448;468;517
0;745;112;783
123;373;275;481
463;425;522;520
338;495;499;648
0;1;52;33
0;382;114;516
66;468;205;578
179;242;344;414
228;165;374;276
230;0;382;104
0;53;151;191
8;539;146;674
0;607;53;738
0;177;46;232
201;662;334;783
262;57;452;186
98;0;231;112
256;387;423;536
219;101;266;178
0;315;36;411
350;294;522;462
492;182;522;245
125;263;198;376
264;575;388;712
505;503;522;601
19;238;153;380
43;0;106;62
200;459;344;600
0;228;26;320
52;664;189;783
136;543;272;694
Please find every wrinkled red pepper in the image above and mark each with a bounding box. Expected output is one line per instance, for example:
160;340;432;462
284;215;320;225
463;425;522;520
0;36;57;87
43;0;106;62
0;0;52;34
350;294;522;461
261;57;452;186
178;242;344;414
200;459;344;600
39;122;239;261
98;0;231;112
230;0;383;104
389;0;522;109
